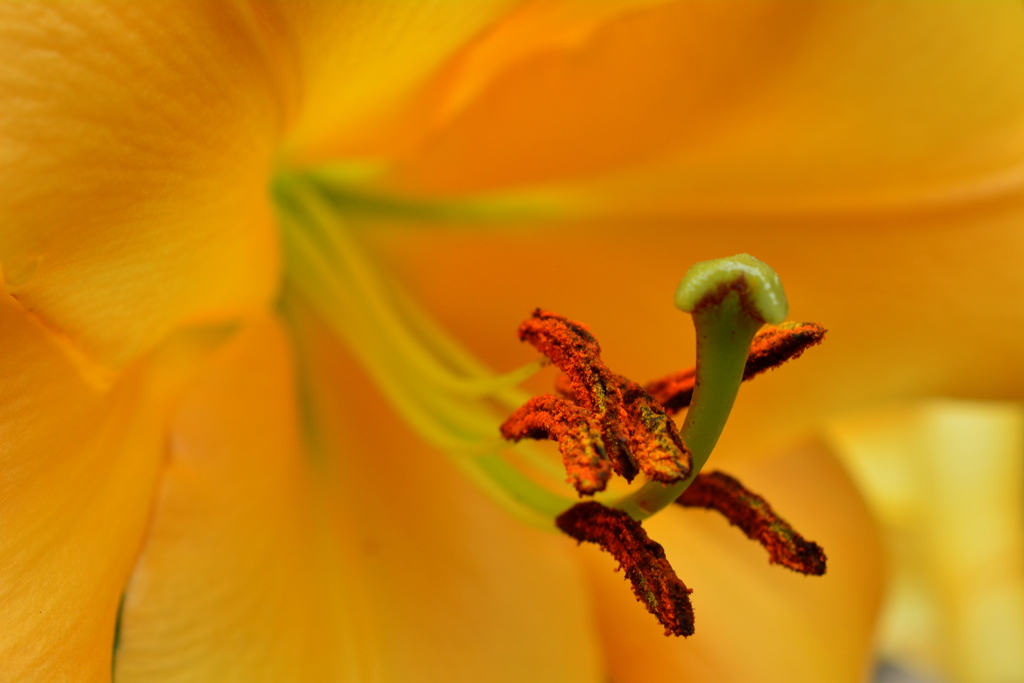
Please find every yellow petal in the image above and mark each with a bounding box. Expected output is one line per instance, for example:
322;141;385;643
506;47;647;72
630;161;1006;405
0;2;284;369
0;288;220;681
372;1;1024;214
287;301;604;682
114;317;350;681
581;439;883;683
278;0;522;163
826;400;1024;683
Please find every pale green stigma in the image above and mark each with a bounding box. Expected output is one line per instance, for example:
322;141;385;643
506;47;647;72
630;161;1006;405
674;253;788;324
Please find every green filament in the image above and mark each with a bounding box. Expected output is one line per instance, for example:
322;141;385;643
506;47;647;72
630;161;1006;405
276;172;576;528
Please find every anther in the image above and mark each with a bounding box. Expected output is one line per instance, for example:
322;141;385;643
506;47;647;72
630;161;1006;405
556;501;695;637
517;310;639;482
676;471;827;575
618;379;692;484
500;394;612;496
503;310;691;494
645;322;827;416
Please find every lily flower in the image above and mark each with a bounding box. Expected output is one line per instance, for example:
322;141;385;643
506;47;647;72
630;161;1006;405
1;3;1019;682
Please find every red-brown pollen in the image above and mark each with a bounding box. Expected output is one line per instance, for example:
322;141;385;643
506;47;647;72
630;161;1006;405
645;322;826;416
557;501;695;637
676;471;827;575
500;394;611;495
500;309;829;638
501;310;691;496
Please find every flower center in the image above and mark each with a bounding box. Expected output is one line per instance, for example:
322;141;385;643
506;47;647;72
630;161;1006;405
274;171;829;637
494;255;829;638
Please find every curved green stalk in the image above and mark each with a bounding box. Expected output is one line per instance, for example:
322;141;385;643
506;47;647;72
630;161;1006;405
613;254;788;520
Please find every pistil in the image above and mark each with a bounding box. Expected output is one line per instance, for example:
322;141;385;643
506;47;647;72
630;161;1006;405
613;254;789;519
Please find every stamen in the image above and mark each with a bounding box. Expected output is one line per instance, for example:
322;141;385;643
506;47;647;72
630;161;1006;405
517;310;638;480
676;471;827;575
646;322;827;416
556;501;694;637
500;394;612;496
618;379;692;484
744;321;827;382
506;310;691;489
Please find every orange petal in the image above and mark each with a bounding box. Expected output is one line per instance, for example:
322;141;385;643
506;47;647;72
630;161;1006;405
287;301;605;682
581;439;884;683
374;1;1024;213
278;0;682;166
113;317;352;681
0;288;219;680
0;2;284;369
278;0;520;163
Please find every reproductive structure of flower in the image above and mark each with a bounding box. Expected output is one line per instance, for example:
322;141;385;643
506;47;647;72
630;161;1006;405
498;256;829;637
